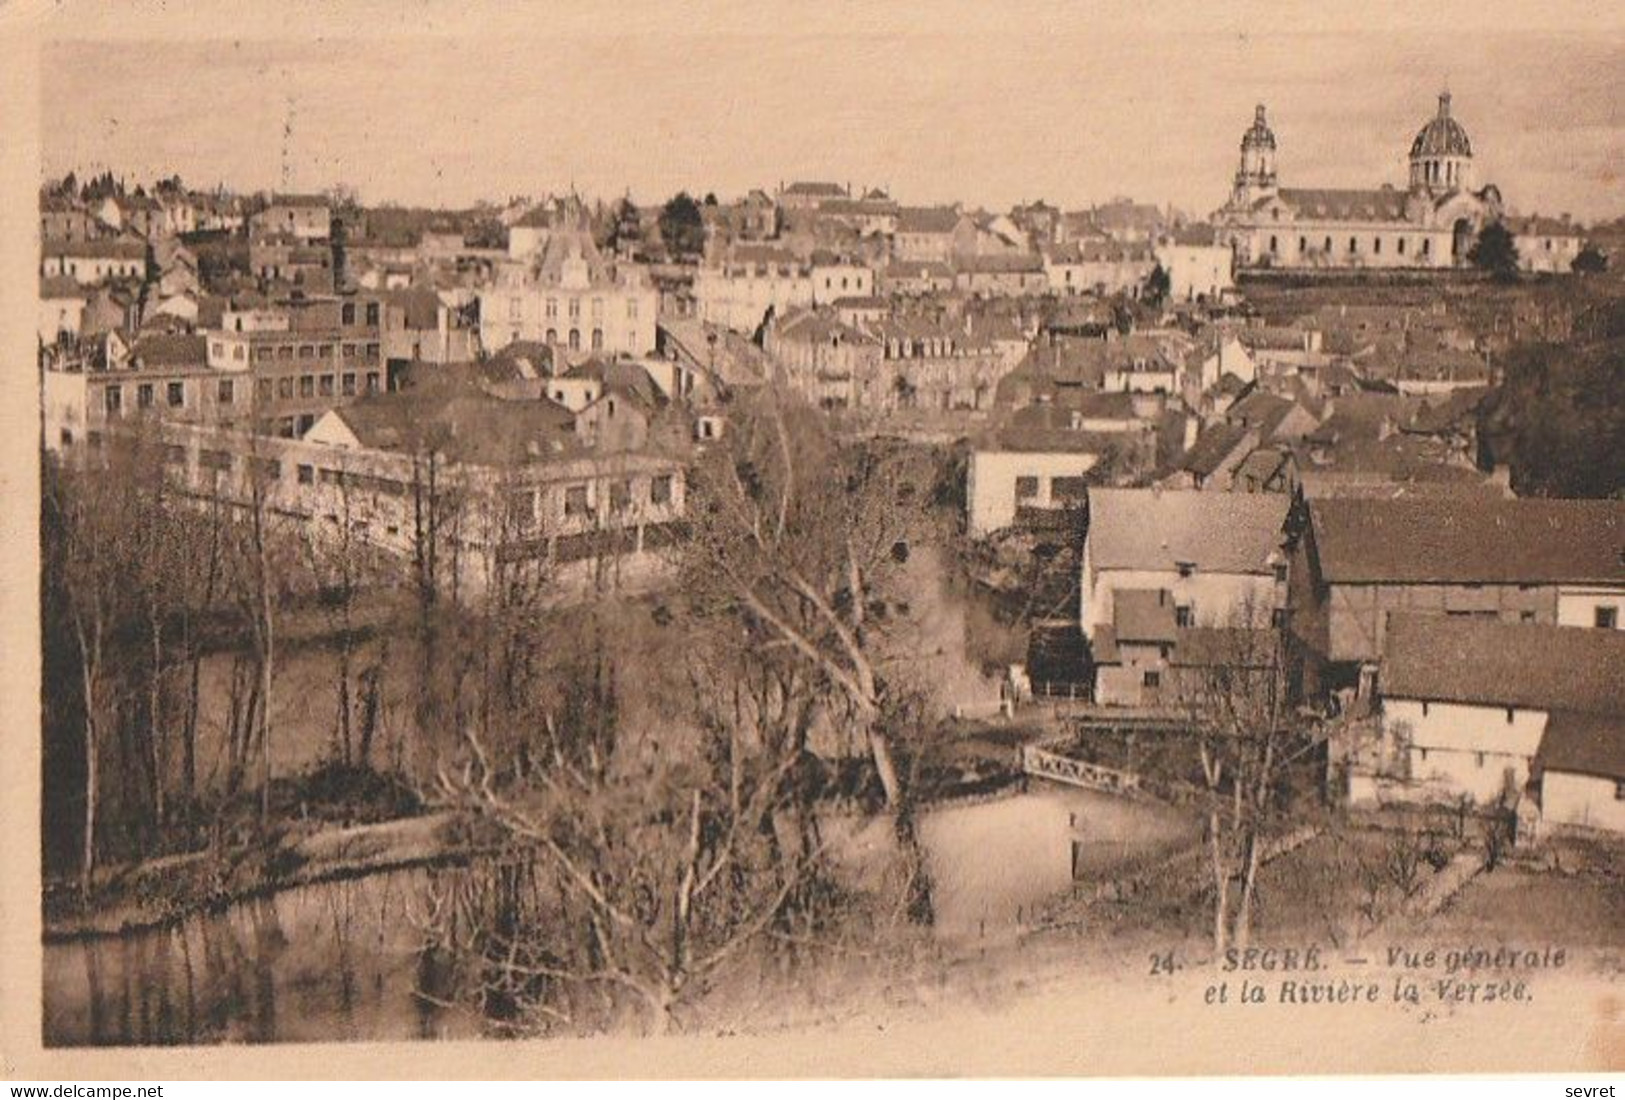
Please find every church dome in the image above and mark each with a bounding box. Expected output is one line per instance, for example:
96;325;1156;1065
1410;91;1472;158
1241;104;1276;151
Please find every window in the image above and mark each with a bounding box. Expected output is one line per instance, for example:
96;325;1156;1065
343;343;357;359
365;372;381;394
569;298;581;320
564;484;591;517
1273;563;1288;583
592;297;604;321
505;491;534;531
319;343;335;358
342;303;356;325
278;345;294;360
1269;236;1278;254
256;378;274;403
1422;239;1432;256
1271;608;1289;629
365;303;380;326
1176;562;1195;578
1520;610;1536;623
1298;236;1306;252
1142;670;1161;689
319;374;335;396
59;428;73;446
298;414;315;434
610;479;633;513
278;417;296;438
1175;605;1194;628
256;346;274;362
545;328;558;344
342;372;356;396
300;375;316;398
299;344;314;358
234;345;246;361
1349;237;1358;253
627;299;638;320
137;383;154;409
1373;237;1382;255
1398;238;1407;255
1505;707;1516;724
1422;701;1430;717
366;343;380;358
1014;475;1039;500
592;329;604;351
1615;780;1625;801
569;329;581;351
104;385;122;414
650;474;674;506
218;379;234;405
297;464;314;485
1323;236;1332;253
1475;752;1486;769
1596;607;1618;630
278;377;294;399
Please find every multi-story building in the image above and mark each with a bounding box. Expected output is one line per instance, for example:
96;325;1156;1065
1214;96;1504;271
40;238;147;285
1290;497;1625;699
250;194;333;242
478;222;658;357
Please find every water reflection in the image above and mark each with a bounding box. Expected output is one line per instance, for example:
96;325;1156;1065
44;785;1195;1045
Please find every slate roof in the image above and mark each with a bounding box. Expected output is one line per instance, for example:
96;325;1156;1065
1381;615;1625;714
1267;188;1410;224
1087;488;1290;574
1308;498;1625;585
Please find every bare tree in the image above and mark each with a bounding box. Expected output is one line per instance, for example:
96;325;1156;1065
682;392;938;812
1171;602;1319;954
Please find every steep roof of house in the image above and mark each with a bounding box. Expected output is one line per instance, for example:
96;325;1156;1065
130;333;208;367
1087;488;1289;574
1179;422;1254;477
1381;615;1625;714
782;181;847;197
1535;711;1625;782
1308;497;1625;584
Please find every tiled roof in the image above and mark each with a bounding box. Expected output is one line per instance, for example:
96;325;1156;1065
1381;615;1625;714
1088;488;1289;574
782;182;848;197
43;238;147;260
1536;711;1625;782
333;389;581;465
1179;422;1254;477
894;206;961;234
130;333;207;367
1113;588;1179;643
1308;498;1625;585
40;274;85;299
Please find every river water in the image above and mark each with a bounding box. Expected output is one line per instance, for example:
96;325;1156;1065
43;784;1194;1046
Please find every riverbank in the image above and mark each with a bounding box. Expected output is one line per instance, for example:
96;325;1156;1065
43;764;1035;943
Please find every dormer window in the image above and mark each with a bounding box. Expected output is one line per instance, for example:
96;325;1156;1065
1176;562;1195;578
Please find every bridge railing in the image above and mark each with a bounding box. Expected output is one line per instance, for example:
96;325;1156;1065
1021;744;1141;796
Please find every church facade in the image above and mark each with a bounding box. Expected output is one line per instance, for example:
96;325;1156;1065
1214;93;1502;271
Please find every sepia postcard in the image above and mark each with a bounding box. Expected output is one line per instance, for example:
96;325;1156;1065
1;0;1622;1080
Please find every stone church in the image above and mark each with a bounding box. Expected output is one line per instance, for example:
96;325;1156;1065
1214;92;1503;271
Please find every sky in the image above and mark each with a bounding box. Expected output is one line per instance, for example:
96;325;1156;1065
35;2;1625;222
